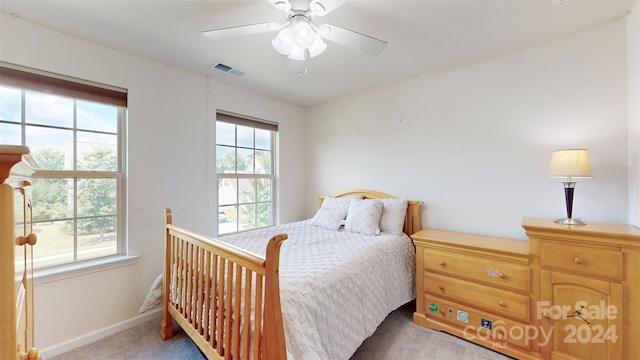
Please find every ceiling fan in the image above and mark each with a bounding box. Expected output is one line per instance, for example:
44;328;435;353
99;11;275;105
202;0;387;63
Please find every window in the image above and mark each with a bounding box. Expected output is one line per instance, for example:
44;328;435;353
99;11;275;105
0;64;127;269
216;112;277;235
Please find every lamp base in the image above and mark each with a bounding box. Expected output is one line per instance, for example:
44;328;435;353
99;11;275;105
554;217;587;226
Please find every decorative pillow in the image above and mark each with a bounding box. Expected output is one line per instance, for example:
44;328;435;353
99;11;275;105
310;206;346;230
344;198;383;236
320;195;360;215
379;198;408;235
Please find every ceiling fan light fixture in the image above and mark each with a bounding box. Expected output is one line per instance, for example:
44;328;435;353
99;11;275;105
287;46;306;61
308;35;327;57
292;15;315;48
272;14;324;60
272;27;293;55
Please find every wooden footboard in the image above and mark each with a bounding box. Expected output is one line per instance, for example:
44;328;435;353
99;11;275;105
160;208;288;360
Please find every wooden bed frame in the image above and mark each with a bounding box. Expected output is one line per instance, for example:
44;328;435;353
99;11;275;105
160;189;423;360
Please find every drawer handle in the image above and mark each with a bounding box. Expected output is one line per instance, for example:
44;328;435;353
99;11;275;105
574;257;584;265
498;301;506;308
438;285;445;292
439;261;446;267
498;273;506;279
542;312;550;319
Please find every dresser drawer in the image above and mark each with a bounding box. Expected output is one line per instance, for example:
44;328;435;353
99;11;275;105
424;248;529;293
540;240;621;281
424;272;529;323
424;294;531;350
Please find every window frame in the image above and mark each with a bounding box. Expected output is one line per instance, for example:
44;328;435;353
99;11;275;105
0;63;128;270
216;111;277;235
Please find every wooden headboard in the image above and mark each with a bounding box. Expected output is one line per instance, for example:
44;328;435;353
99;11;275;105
318;189;423;236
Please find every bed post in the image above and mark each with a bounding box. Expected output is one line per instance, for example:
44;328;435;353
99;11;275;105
405;200;424;235
263;233;288;360
160;208;174;341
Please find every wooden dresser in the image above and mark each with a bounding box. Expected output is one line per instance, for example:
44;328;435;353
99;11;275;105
412;228;541;360
1;145;40;360
523;217;640;360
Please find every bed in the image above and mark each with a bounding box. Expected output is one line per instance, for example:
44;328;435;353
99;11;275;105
159;189;423;360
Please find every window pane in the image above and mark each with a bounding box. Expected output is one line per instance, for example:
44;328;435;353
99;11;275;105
255;150;271;175
216;145;236;174
215;118;275;235
31;178;73;220
31;220;74;268
218;205;237;235
257;202;271;228
237;125;253;148
25;91;73;128
78;216;117;260
239;203;256;231
31;148;66;172
77;134;117;171
237;148;253;173
77;100;118;133
238;178;256;203
0;85;21;122
26;127;73;170
255;128;271;150
257;178;271;202
218;178;237;206
0;123;21;145
216;121;235;146
77;178;117;217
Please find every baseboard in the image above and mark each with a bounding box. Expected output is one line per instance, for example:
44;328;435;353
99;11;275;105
39;308;162;359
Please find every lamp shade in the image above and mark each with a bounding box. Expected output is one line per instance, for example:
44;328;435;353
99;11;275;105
547;149;593;178
272;27;294;56
293;17;315;48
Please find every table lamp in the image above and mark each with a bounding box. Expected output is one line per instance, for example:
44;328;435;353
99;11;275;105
547;149;592;225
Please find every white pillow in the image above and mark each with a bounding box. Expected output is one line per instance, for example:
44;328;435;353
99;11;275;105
379;198;408;235
344;198;383;236
310;195;361;230
320;195;360;215
310;206;346;230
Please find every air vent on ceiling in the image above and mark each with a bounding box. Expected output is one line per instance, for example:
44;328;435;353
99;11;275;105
211;62;245;77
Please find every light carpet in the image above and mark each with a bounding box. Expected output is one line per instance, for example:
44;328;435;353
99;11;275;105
50;301;513;360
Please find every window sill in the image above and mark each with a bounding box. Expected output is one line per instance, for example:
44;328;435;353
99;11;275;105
34;255;139;286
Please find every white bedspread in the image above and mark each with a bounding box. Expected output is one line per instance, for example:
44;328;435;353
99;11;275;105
219;220;416;360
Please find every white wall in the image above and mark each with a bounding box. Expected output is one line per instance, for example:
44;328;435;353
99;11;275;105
629;2;640;227
306;19;629;239
0;13;307;354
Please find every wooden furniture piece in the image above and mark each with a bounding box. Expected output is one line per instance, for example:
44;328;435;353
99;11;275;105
160;189;422;360
412;228;542;360
523;217;640;360
0;145;40;360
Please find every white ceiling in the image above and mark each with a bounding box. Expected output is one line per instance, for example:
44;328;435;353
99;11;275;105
0;0;635;107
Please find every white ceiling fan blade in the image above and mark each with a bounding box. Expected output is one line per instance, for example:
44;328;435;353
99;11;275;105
309;0;346;16
318;24;387;56
268;0;292;12
202;22;282;41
